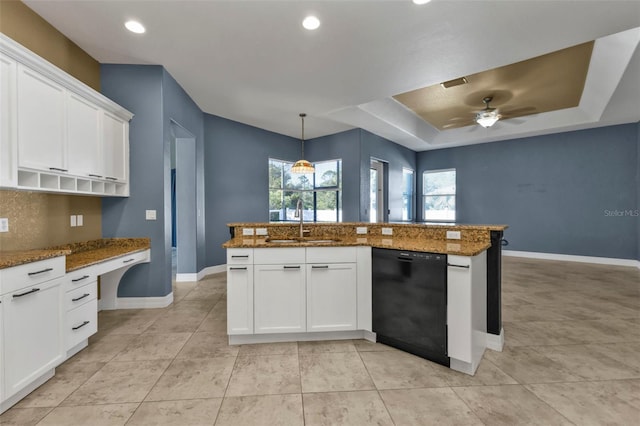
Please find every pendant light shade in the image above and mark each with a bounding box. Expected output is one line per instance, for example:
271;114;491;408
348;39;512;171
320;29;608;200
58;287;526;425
291;113;315;174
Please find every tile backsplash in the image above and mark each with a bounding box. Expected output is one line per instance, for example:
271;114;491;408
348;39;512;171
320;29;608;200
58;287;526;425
0;190;101;251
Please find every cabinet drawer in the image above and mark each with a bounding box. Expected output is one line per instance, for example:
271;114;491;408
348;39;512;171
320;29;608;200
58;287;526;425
306;247;357;264
93;249;149;275
0;256;65;295
254;248;305;265
66;281;97;311
227;249;253;265
66;298;98;350
65;267;97;292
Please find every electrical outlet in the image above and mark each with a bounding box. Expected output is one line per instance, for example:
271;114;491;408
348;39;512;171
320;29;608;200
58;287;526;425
256;228;268;236
356;226;368;234
70;215;77;227
242;228;255;236
381;227;393;235
0;218;8;232
446;230;461;240
76;214;83;226
145;210;157;220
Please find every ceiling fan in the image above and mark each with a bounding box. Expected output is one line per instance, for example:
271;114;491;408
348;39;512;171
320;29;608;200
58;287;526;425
442;96;536;130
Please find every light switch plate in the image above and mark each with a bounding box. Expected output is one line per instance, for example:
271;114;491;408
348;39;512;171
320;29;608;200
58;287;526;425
70;215;77;227
446;230;461;240
145;210;157;220
356;226;368;234
76;214;83;226
242;228;255;236
381;227;393;235
256;228;268;236
0;218;8;232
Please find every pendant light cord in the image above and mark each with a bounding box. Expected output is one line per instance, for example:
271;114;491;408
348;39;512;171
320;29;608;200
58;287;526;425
300;113;306;158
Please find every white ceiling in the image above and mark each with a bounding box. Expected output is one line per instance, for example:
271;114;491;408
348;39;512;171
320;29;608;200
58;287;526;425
22;0;640;151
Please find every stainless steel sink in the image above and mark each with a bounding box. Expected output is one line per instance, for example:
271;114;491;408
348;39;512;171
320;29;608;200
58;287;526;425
305;239;340;243
266;239;297;243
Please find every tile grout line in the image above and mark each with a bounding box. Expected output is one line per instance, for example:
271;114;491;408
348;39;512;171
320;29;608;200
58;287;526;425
354;346;397;426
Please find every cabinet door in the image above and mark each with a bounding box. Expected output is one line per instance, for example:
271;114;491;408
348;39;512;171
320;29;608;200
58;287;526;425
0;299;4;403
0;54;17;187
2;279;64;399
17;65;66;171
254;264;305;334
227;265;254;334
102;112;127;182
67;93;102;178
306;263;357;332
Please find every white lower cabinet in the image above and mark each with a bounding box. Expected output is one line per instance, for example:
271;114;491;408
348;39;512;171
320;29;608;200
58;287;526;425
227;264;254;334
447;252;487;375
306;263;357;332
63;268;98;358
254;264;306;333
2;277;64;399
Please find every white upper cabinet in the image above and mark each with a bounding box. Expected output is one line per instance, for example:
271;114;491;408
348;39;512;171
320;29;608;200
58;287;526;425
66;93;102;178
0;34;133;196
17;64;66;172
102;112;128;182
0;54;17;187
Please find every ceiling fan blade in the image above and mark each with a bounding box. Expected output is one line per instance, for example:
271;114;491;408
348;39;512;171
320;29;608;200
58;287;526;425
501;117;527;125
443;120;476;129
501;106;536;116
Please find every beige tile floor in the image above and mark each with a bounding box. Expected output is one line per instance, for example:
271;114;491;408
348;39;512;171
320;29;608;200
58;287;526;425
1;257;639;425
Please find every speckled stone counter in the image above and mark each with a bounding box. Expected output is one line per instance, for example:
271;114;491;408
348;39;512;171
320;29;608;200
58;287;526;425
0;248;71;269
223;222;506;256
50;238;151;272
0;238;150;271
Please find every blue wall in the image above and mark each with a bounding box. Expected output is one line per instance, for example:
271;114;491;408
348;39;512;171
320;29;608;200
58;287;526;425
306;129;361;222
417;123;639;260
204;114;299;266
101;65;204;298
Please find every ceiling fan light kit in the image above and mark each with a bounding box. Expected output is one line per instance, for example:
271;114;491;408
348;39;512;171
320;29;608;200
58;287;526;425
475;97;501;128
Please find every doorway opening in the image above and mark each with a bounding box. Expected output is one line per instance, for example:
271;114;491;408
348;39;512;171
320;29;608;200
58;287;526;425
370;159;387;223
170;120;197;282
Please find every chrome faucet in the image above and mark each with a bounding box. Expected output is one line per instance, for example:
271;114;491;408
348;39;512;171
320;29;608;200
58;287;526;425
295;197;304;238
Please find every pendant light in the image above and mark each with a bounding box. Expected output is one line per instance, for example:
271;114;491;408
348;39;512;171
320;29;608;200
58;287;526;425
291;113;315;174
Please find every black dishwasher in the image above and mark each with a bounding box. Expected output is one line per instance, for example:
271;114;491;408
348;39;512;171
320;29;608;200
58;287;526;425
372;248;449;367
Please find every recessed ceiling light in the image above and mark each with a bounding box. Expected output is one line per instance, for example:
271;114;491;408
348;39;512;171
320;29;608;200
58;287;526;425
125;20;145;34
413;0;432;4
302;15;320;30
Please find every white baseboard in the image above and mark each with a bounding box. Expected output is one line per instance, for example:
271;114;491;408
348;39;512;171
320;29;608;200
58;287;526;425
197;264;226;280
114;292;174;309
175;273;198;282
503;250;640;269
229;330;366;345
175;265;226;282
486;328;504;352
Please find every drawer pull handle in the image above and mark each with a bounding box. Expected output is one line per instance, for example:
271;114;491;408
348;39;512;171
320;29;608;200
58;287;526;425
88;174;103;178
72;275;90;282
106;176;118;181
13;288;40;298
283;265;300;270
123;258;135;263
28;268;53;276
49;167;68;172
312;265;329;269
230;267;247;271
447;263;470;269
72;320;90;331
72;293;91;302
231;255;249;258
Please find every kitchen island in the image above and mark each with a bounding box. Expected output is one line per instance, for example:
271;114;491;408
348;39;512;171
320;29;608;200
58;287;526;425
223;222;507;375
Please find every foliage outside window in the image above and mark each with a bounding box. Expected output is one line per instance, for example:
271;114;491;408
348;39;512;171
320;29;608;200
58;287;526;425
269;158;342;222
423;169;456;221
402;168;414;221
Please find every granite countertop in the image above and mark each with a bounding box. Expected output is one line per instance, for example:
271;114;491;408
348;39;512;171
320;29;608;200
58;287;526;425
0;238;150;271
223;235;491;256
227;222;509;231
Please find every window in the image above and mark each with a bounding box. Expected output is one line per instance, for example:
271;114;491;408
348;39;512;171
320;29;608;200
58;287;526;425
269;158;342;222
401;168;414;221
423;169;456;221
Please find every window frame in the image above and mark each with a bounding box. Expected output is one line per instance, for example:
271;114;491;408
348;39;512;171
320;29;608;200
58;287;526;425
269;158;342;223
422;168;456;222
